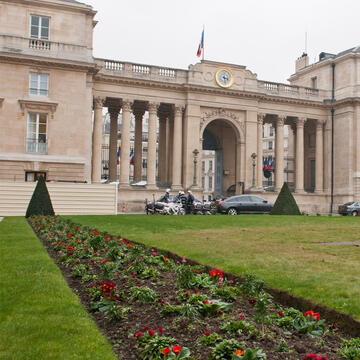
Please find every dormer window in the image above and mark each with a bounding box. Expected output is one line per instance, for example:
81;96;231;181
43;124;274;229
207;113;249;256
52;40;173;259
30;15;50;40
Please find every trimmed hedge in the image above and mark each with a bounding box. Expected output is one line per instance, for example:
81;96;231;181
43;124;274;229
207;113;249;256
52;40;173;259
25;176;55;218
270;182;301;215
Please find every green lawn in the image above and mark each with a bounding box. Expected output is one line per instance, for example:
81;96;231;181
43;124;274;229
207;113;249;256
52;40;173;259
69;214;360;321
0;217;116;360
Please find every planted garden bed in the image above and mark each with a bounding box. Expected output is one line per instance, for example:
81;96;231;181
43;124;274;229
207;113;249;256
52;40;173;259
29;215;360;360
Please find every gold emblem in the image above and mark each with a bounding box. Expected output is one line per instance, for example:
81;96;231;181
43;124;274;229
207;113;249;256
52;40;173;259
215;68;234;88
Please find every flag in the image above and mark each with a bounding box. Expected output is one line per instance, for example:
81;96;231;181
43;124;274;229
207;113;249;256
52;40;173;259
196;29;204;58
117;146;120;165
130;149;134;165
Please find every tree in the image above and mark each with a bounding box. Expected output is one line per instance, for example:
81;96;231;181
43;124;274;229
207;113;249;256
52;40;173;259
25;176;55;218
270;182;300;215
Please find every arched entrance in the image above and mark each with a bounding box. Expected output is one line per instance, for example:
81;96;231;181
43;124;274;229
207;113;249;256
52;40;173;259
202;118;241;199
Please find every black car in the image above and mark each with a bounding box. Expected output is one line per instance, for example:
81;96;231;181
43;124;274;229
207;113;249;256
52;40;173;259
217;195;273;215
338;201;360;216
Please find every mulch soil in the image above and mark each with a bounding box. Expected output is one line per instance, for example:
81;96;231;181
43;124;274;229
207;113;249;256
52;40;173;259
30;221;359;360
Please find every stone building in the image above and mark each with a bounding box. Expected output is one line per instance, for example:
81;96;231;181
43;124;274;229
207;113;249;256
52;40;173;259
1;0;360;213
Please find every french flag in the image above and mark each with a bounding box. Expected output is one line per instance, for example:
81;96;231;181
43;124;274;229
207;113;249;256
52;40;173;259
130;149;134;165
196;29;204;58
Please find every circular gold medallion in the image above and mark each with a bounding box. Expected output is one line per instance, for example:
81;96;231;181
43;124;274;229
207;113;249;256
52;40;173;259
215;68;234;88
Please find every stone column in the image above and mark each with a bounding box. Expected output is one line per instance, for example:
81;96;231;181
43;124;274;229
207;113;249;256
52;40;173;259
133;108;144;183
235;140;242;194
91;97;104;183
119;100;132;187
157;115;167;184
315;119;324;193
172;105;184;190
275;115;285;192
147;102;158;189
295;117;306;193
257;113;265;189
108;106;120;182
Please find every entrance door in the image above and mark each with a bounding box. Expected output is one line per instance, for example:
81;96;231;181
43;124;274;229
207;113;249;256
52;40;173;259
215;149;223;199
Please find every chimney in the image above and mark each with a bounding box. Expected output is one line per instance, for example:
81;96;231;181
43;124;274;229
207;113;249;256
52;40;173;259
295;52;309;72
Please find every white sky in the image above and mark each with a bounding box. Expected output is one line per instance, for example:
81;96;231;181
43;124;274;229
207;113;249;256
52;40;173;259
84;0;360;83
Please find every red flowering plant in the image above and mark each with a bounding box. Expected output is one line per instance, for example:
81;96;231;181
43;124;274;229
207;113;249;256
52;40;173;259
209;268;224;279
303;354;328;360
197;331;223;347
161;345;191;359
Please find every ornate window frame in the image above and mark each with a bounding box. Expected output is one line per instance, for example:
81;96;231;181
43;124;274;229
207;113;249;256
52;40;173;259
19;98;57;119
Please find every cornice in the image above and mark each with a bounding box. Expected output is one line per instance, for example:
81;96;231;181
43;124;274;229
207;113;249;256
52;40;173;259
19;98;58;118
325;97;360;107
94;74;327;108
0;53;98;73
1;0;96;16
0;152;86;164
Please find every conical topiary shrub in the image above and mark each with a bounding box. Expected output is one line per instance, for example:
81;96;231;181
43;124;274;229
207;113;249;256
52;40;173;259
270;182;300;215
25;176;55;218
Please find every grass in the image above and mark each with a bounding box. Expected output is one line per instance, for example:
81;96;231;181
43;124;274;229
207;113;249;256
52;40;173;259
68;214;360;321
0;217;116;360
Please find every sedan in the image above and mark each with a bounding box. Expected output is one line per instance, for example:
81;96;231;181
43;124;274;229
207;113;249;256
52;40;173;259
338;202;360;216
217;195;273;215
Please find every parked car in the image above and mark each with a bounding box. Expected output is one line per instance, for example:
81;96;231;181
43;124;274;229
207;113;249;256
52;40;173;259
338;201;360;216
217;195;273;215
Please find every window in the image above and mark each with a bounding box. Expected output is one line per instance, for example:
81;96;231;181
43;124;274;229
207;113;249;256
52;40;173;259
201;176;205;188
27;113;47;154
268;141;273;150
30;15;50;40
142;159;147;169
25;171;46;182
143;147;148;153
202;161;205;172
208;176;213;189
30;73;49;96
209;160;213;171
269;127;274;136
311;76;317;89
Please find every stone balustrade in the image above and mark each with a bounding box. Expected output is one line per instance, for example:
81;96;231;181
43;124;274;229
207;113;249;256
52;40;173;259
0;34;92;63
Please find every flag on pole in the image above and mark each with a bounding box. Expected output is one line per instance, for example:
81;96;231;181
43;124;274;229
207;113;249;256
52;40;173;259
117;146;120;165
130;149;134;165
196;28;204;58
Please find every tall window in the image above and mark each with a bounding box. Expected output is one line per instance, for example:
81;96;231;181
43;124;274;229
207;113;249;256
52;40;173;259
268;141;273;150
209;160;213;171
311;76;317;89
201;176;205;188
269;127;274;136
202;161;205;172
30;15;50;40
27;113;47;154
208;176;213;189
30;73;49;96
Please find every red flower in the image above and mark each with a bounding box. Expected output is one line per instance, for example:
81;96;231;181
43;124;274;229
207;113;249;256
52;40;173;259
248;298;257;305
239;315;244;319
135;331;143;339
93;231;100;235
304;311;320;321
209;269;223;278
162;348;170;354
173;346;182;354
303;355;327;360
66;234;72;238
157;327;164;334
100;281;115;294
204;331;210;336
278;311;284;317
148;329;155;337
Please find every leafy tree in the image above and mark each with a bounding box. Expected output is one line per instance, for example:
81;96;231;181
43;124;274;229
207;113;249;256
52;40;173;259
270;182;300;215
25;176;54;218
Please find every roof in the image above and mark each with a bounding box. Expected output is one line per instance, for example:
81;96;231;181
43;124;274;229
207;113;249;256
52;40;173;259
60;0;88;5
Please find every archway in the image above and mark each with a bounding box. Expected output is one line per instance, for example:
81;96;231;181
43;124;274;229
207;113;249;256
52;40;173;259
202;119;240;199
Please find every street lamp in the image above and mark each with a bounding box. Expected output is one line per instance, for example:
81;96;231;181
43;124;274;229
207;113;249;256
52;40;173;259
192;148;199;186
251;152;257;188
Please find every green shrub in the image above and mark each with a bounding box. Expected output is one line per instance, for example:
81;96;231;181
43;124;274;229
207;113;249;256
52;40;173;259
25;175;54;218
270;182;300;215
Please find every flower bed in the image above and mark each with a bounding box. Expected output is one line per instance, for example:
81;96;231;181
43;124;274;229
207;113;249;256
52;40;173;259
28;215;360;360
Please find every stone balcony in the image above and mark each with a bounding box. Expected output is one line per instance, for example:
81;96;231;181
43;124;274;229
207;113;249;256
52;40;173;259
95;58;330;102
0;34;93;63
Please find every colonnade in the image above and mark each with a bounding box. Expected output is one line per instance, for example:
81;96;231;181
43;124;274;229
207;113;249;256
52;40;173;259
92;97;184;189
92;97;325;194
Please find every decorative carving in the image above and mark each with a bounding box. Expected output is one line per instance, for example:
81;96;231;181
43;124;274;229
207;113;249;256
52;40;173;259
18;99;58;119
93;97;105;109
257;113;265;125
148;102;159;115
122;99;132;112
108;106;120;119
296;117;307;128
174;104;185;117
277;114;286;127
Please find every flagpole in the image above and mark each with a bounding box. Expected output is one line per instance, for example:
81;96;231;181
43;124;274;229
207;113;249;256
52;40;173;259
202;25;205;61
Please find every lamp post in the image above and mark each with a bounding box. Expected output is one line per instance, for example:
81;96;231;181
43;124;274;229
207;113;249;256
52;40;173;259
192;148;199;186
251;152;257;188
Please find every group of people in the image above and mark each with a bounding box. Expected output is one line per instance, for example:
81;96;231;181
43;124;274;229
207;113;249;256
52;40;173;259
163;188;195;214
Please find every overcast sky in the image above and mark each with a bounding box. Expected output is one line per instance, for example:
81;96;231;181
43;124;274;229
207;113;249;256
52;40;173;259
84;0;360;83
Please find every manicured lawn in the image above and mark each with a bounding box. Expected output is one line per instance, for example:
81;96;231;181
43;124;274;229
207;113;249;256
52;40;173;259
0;217;116;360
69;214;360;321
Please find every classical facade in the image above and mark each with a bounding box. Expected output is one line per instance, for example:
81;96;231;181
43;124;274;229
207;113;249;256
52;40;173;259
1;0;360;213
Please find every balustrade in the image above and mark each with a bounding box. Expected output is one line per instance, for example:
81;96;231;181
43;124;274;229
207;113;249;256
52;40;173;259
159;68;176;77
29;38;51;50
105;60;123;71
132;64;150;74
